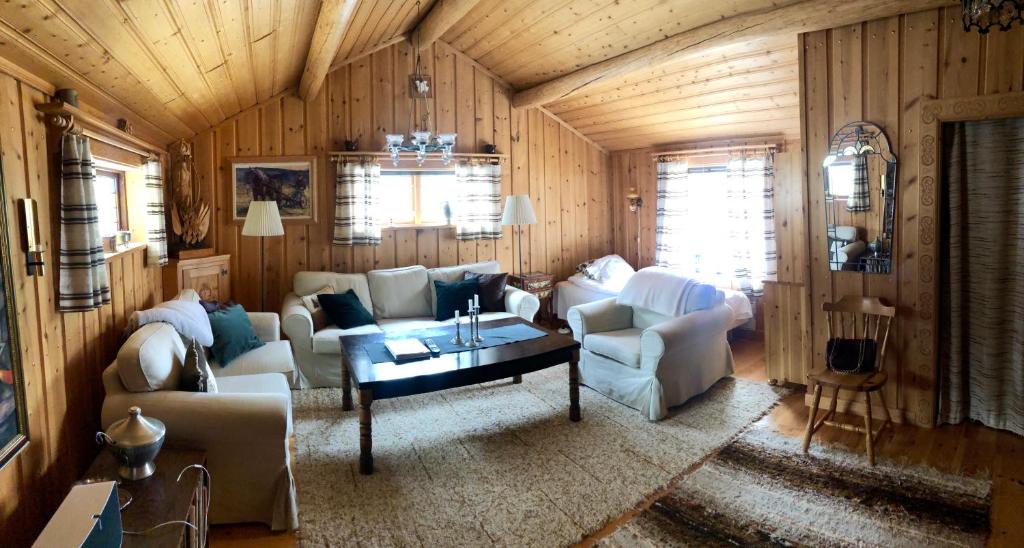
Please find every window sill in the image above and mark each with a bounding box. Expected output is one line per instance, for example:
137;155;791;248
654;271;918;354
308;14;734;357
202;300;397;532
103;242;147;262
384;223;454;230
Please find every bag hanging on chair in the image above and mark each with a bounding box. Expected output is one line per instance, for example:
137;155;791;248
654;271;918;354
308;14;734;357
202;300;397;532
825;338;877;374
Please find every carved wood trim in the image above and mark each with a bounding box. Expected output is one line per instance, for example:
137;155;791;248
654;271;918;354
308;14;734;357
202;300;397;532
916;91;1024;425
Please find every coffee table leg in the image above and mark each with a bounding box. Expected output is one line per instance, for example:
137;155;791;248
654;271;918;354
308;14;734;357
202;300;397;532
341;355;353;412
512;374;522;384
359;388;374;475
569;349;581;422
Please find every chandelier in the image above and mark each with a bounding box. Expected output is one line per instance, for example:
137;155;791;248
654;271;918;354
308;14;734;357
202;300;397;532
962;0;1024;33
385;1;456;166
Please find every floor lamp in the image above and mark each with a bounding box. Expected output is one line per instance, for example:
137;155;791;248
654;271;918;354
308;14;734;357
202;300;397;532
501;195;537;278
242;200;284;311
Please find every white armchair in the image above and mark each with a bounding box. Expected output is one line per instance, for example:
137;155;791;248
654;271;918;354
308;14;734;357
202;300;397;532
567;297;735;421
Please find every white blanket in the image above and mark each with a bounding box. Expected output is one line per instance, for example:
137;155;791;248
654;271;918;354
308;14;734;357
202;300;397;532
576;255;635;292
617;267;718;317
129;299;214;346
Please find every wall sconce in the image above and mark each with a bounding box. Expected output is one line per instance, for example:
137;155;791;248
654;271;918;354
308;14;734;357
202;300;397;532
18;199;45;276
626;188;643;268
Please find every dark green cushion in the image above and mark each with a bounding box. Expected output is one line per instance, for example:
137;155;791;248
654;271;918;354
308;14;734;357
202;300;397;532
434;278;480;321
207;304;264;367
318;290;375;329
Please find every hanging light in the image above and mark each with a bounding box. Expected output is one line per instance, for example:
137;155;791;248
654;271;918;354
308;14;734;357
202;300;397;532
962;0;1024;33
384;1;456;166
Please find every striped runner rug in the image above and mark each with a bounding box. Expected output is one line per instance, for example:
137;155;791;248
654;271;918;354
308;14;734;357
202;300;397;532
601;426;991;547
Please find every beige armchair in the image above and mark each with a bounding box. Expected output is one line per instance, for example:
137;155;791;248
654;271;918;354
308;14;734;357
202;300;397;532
567;297;735;420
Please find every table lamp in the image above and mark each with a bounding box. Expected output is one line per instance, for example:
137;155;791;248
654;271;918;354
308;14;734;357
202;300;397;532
242;200;284;311
501;195;537;279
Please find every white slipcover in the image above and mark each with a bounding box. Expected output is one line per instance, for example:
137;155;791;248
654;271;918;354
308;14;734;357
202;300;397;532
567;297;735;421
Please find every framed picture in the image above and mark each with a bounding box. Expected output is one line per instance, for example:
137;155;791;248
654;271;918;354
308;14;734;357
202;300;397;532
409;74;432;99
0;156;29;471
230;156;317;222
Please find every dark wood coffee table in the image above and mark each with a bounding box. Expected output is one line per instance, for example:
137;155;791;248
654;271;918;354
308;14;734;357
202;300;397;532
339;316;581;474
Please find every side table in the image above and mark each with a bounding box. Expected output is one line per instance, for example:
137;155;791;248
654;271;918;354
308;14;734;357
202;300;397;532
83;448;209;547
509;272;555;326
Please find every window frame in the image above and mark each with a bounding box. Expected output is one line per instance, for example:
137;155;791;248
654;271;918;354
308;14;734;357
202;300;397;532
94;167;129;237
380;167;456;228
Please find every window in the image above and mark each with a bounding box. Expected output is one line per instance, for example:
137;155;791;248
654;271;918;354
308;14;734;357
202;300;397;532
826;161;855;197
94;169;128;238
379;170;457;226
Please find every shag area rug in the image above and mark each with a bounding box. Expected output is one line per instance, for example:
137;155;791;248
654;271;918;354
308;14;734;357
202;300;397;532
292;365;787;546
601;425;992;547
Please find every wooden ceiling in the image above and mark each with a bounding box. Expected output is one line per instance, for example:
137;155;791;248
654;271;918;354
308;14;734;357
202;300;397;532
0;0;862;150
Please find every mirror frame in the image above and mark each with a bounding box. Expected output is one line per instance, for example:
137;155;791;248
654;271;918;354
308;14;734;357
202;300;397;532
822;121;898;274
0;153;29;471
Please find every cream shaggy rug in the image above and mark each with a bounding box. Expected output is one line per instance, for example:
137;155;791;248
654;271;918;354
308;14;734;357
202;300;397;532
292;365;787;546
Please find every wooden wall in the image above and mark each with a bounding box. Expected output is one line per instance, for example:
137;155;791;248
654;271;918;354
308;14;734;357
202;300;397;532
779;5;1024;426
0;72;162;545
191;40;614;312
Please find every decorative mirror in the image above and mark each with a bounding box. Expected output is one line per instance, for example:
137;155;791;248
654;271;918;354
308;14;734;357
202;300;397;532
823;121;898;274
0;154;29;470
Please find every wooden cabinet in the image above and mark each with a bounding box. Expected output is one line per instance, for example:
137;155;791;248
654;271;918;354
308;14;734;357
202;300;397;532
163;254;231;302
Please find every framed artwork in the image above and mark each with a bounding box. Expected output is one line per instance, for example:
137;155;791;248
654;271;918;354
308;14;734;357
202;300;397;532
0;155;29;471
230;156;317;222
409;74;433;99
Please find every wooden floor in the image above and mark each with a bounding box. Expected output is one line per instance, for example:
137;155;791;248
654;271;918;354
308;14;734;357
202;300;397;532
210;336;1024;547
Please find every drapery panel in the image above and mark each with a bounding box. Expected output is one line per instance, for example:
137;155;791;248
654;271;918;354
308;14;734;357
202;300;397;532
144;159;169;266
845;154;871;211
58;134;111;312
333;159;382;246
939;118;1024;436
654;150;776;297
455;161;502;240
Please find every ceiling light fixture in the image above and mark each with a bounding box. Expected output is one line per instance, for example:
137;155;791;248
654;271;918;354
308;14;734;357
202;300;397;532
962;0;1024;33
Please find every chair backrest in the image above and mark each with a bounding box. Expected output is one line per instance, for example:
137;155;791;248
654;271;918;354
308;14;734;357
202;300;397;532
822;295;896;371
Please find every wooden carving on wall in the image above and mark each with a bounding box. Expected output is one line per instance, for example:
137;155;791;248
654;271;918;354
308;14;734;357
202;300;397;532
916;91;1024;426
170;140;211;249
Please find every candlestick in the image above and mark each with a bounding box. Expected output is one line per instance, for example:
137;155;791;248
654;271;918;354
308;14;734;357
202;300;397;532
450;309;464;345
466;307;480;347
473;305;483;343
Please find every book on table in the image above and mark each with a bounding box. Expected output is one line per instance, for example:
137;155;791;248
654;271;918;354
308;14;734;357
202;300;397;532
384;339;432;362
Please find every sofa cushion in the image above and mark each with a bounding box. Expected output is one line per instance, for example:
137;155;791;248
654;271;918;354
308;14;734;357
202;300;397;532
210;340;295;380
433;278;480;321
117;323;185;392
366;265;431;319
463;271;508;313
319;289;375;329
312;324;384;354
294;272;373;313
208;304;265;367
300;285;334;331
584;328;643;368
426;261;501;315
377;312;517;334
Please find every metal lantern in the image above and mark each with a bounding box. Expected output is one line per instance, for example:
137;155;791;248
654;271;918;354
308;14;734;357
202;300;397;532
96;406;166;481
963;0;1024;33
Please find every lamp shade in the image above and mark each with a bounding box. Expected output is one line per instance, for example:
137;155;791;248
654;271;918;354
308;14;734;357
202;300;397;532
501;195;537;226
241;200;285;237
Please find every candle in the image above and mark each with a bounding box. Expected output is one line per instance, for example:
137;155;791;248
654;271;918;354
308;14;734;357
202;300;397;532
454;309;459;322
474;294;480;308
467;298;473;312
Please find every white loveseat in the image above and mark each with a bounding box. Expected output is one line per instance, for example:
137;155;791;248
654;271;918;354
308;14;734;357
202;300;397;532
282;261;541;388
567;294;736;421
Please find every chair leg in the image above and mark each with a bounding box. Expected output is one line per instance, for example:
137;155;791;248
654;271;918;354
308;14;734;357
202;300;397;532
864;391;875;466
802;383;822;453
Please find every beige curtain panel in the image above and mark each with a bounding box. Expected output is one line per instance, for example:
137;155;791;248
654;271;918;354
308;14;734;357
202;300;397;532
455;161;502;240
58;134;111;312
333;159;382;246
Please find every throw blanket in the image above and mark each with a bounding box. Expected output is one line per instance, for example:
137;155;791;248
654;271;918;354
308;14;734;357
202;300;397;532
129;300;214;346
617;267;719;317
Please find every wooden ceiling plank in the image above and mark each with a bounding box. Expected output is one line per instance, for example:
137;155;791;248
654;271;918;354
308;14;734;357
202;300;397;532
436;0;507;43
332;0;380;67
574;94;800;135
298;0;360;100
248;0;281;102
512;0;955;108
330;35;410;73
169;0;241;116
271;0;302;97
209;0;258;109
360;0;407;54
449;0;574;61
599;120;801;150
587;107;801;142
412;0;485;53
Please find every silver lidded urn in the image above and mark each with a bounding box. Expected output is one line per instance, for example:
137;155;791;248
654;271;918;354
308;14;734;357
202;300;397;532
96;406;166;481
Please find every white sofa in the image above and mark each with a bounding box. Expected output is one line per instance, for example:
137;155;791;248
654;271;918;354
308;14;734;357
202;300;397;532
282;261;541;388
101;295;298;530
567;297;736;421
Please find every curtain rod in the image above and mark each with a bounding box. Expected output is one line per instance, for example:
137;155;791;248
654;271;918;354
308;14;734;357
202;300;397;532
36;101;163;159
652;143;778;158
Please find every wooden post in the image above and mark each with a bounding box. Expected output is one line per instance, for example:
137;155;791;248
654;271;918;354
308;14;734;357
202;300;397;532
512;374;522;384
864;391;875;466
569;349;581;422
341;352;353;412
359;388;373;475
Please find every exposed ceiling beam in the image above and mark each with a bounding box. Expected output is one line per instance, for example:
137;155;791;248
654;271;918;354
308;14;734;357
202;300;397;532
298;0;359;100
412;0;483;53
512;0;956;109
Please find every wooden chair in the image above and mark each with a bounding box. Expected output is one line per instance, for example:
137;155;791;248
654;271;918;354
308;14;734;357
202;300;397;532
802;296;895;465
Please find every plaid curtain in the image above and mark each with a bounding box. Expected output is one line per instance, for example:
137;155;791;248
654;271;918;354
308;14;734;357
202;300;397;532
455;162;502;240
654;150;777;297
144;159;169;266
333;159;382;246
58;134;110;312
845;154;870;211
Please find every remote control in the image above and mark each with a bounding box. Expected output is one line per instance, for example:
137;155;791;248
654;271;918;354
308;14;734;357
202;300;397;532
424;338;441;355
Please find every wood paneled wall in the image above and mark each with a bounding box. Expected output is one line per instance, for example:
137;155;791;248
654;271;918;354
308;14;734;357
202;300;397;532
0;72;162;545
191;41;613;312
782;6;1024;426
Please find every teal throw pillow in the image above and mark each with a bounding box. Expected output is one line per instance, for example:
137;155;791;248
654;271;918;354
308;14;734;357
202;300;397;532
318;290;375;329
207;304;264;366
434;278;480;321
